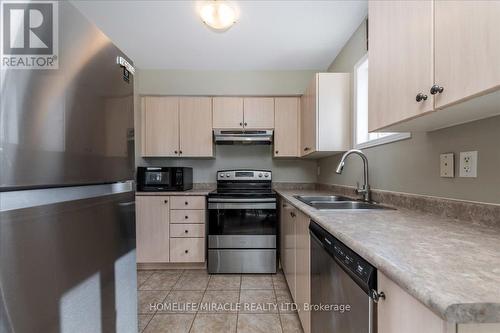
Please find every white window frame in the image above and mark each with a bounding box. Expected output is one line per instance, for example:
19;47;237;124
352;54;411;149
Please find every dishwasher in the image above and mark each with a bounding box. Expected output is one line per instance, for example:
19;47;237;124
310;221;381;333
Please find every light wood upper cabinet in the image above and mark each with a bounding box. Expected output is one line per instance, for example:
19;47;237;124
300;78;316;156
368;0;434;132
179;97;213;157
212;97;244;129
274;97;300;157
377;271;447;333
136;196;170;263
434;1;500;109
369;1;500;132
243;97;275;129
141;97;179;157
300;73;350;157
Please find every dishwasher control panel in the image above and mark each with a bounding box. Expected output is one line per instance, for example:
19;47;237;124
332;241;374;284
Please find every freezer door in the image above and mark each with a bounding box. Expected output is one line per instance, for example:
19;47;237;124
0;2;135;190
0;183;137;333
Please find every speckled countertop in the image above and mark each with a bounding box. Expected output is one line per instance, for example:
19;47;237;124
275;189;500;324
136;189;213;196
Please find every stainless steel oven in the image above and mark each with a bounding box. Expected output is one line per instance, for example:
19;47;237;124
207;170;277;273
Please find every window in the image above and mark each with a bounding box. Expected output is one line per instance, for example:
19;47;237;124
353;54;410;149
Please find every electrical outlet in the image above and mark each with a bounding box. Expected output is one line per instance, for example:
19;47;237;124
459;151;478;178
440;153;454;178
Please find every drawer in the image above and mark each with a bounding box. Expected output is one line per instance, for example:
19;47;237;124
171;210;205;224
170;196;206;210
170;238;205;263
170;224;205;238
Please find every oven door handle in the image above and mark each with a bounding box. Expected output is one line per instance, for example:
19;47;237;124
208;202;276;210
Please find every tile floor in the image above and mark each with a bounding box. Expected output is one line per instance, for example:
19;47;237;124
137;269;304;333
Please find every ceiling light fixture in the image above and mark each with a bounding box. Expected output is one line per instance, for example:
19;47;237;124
199;1;237;31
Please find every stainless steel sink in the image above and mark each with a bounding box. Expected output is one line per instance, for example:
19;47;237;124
294;195;392;210
294;195;353;205
309;201;392;210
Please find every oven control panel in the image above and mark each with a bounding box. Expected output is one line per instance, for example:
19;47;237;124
217;170;271;181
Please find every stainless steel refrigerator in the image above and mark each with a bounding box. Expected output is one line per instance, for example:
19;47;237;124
0;2;137;332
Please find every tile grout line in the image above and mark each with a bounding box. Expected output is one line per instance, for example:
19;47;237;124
188;272;211;333
273;280;285;333
236;275;242;333
141;269;184;332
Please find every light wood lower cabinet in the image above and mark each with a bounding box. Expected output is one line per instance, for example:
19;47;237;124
280;201;296;299
170;238;205;263
136;195;170;263
136;195;206;264
280;199;311;333
377;271;447;333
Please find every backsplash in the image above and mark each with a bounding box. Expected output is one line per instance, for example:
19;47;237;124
138;145;318;183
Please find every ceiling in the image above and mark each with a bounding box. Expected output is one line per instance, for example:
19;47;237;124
71;0;367;70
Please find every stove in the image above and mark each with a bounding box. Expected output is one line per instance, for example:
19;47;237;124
207;170;277;274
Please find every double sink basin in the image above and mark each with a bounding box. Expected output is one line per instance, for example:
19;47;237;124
294;195;392;211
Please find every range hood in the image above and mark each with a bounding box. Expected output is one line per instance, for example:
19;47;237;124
213;129;273;145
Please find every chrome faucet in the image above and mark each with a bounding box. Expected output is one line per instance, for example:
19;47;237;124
335;149;371;202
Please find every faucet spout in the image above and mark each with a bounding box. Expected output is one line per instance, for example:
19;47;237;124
335;149;371;202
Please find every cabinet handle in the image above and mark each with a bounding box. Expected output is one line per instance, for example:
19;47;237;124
185;230;188;233
290;211;296;218
372;290;386;303
430;85;444;95
179;150;183;154
185;201;189;205
244;122;248;126
415;93;428;102
174;150;178;154
275;150;279;154
239;122;243;126
282;203;288;208
304;147;310;151
185;250;189;253
185;215;189;219
164;200;168;204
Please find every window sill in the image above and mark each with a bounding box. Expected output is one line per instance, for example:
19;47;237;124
355;133;411;149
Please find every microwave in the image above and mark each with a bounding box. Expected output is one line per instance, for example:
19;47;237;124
137;167;193;191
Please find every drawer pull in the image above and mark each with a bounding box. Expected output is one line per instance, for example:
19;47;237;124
164;200;168;204
185;230;188;233
185;215;189;219
184;250;189;254
185;201;188;205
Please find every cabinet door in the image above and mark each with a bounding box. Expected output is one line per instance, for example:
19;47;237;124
141;96;179;156
212;97;244;129
295;210;311;333
368;1;434;132
179;97;213;157
274;97;299;157
243;97;275;129
281;202;296;300
377;272;446;333
136;196;170;263
301;76;317;156
435;1;500;109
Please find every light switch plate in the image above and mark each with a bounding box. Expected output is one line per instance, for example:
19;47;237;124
440;153;454;178
459;151;478;178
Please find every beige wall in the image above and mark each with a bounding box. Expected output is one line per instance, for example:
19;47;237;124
320;20;500;204
134;69;319;183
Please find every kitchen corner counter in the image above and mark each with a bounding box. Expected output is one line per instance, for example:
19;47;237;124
136;189;213;196
275;189;500;324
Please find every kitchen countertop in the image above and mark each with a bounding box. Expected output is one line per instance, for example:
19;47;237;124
275;189;500;324
136;189;213;196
